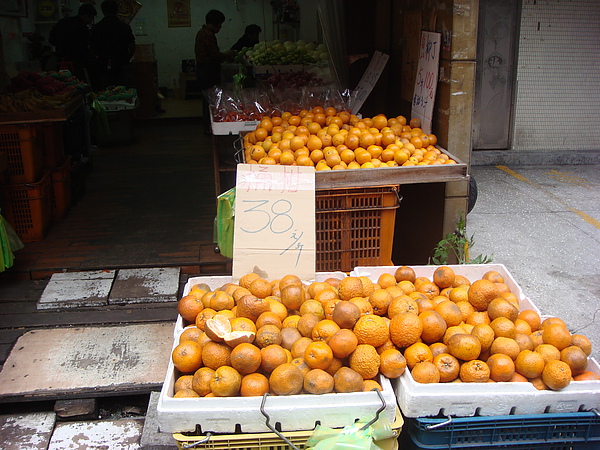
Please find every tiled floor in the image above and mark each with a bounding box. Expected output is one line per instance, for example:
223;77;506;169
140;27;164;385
0;98;231;281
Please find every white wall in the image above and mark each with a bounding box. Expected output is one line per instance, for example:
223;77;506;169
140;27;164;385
2;0;319;89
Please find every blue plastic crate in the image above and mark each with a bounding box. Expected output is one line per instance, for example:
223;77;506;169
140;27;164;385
404;411;600;449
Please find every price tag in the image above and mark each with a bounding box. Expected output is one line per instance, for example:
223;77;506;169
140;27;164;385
232;164;316;283
411;31;441;134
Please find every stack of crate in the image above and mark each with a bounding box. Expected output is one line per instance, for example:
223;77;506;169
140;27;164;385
0;122;72;242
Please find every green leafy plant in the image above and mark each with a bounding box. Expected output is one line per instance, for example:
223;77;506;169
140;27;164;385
430;215;493;265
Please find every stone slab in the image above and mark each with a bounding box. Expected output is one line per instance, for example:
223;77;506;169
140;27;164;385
140;391;178;450
109;268;181;305
37;270;116;310
0;323;174;401
48;418;144;449
0;411;56;450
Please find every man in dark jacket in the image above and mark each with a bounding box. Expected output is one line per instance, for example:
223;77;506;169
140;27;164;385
49;3;97;81
231;24;262;52
90;0;136;89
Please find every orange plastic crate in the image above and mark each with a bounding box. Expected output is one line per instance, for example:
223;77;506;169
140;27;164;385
50;156;72;221
0;124;44;184
315;185;400;272
0;171;52;242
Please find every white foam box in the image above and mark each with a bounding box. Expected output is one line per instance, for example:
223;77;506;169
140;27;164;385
210;111;260;136
352;264;600;417
157;358;397;434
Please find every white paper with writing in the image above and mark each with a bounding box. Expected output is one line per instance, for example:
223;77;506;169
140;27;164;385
411;31;441;134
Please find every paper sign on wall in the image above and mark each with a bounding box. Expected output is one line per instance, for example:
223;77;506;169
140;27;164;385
411;31;441;134
349;51;389;115
232;164;316;283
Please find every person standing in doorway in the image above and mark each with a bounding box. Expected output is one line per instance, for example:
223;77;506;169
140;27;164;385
49;3;97;82
90;0;136;90
195;9;234;134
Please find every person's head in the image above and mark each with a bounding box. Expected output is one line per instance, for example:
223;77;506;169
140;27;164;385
245;24;262;40
78;3;97;25
100;0;119;16
205;9;225;33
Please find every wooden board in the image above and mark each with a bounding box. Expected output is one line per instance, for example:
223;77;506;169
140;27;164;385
0;95;84;124
315;148;467;190
0;323;174;402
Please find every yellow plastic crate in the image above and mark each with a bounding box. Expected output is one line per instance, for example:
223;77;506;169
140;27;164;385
172;406;403;449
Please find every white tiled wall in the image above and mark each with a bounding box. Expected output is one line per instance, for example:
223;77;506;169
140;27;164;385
513;0;600;150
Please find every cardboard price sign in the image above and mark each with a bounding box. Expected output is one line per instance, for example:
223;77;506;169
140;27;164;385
411;31;441;134
232;164;316;282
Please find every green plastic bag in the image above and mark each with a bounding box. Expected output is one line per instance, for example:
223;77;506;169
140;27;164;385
214;187;235;258
306;410;394;450
89;93;111;139
0;211;23;272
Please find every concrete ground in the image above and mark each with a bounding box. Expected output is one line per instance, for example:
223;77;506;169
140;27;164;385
467;164;600;362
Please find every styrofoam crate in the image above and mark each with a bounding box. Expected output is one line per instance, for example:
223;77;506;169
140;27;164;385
350;264;600;418
394;357;600;418
175;272;346;335
157;356;397;434
351;264;527;306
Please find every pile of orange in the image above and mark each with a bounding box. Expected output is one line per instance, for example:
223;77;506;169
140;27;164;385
172;267;597;399
241;106;457;169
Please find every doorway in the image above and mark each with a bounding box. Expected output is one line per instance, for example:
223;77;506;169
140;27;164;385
473;0;520;150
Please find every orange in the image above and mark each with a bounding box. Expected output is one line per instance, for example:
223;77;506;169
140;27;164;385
191;367;215;396
237;295;270;321
240;373;270;397
290;336;313;359
362;380;383;391
560;345;588;376
433;266;455;288
456;301;476;322
172;340;203;373
429;342;449;357
269;363;304;395
280;327;302;351
210;366;242;397
482;270;504;283
542;360;572;390
434;300;463;327
535;343;561;363
418;310;447;344
404;342;434;369
394;266;416;283
459;359;490;382
388;295;419;318
517;310;541;332
486;353;515;382
304;341;334;370
542;323;572;350
173;374;194;393
514;332;535;352
202;341;232;370
349;344;380;379
471;324;495;352
447;334;482;361
297;313;320;338
179;326;202;344
368;289;393;316
248;278;273;299
489;337;521;360
255;311;283;330
515;349;545;378
328;329;359;358
333;366;364;393
312;319;341;342
411;361;440;383
303;369;334;394
230;342;262;375
390;312;423;348
255;324;282;348
173;389;200;398
331;301;361;329
433;353;460;382
379;348;407;378
349;296;374;315
540;317;567;331
260;344;289;373
324;356;344;376
416;281;440;300
487;297;519;322
338;277;364;300
570;334;592;356
178;295;205;323
490;316;517;339
573;371;600;381
230;317;257;334
468;279;499;311
353;314;390;347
